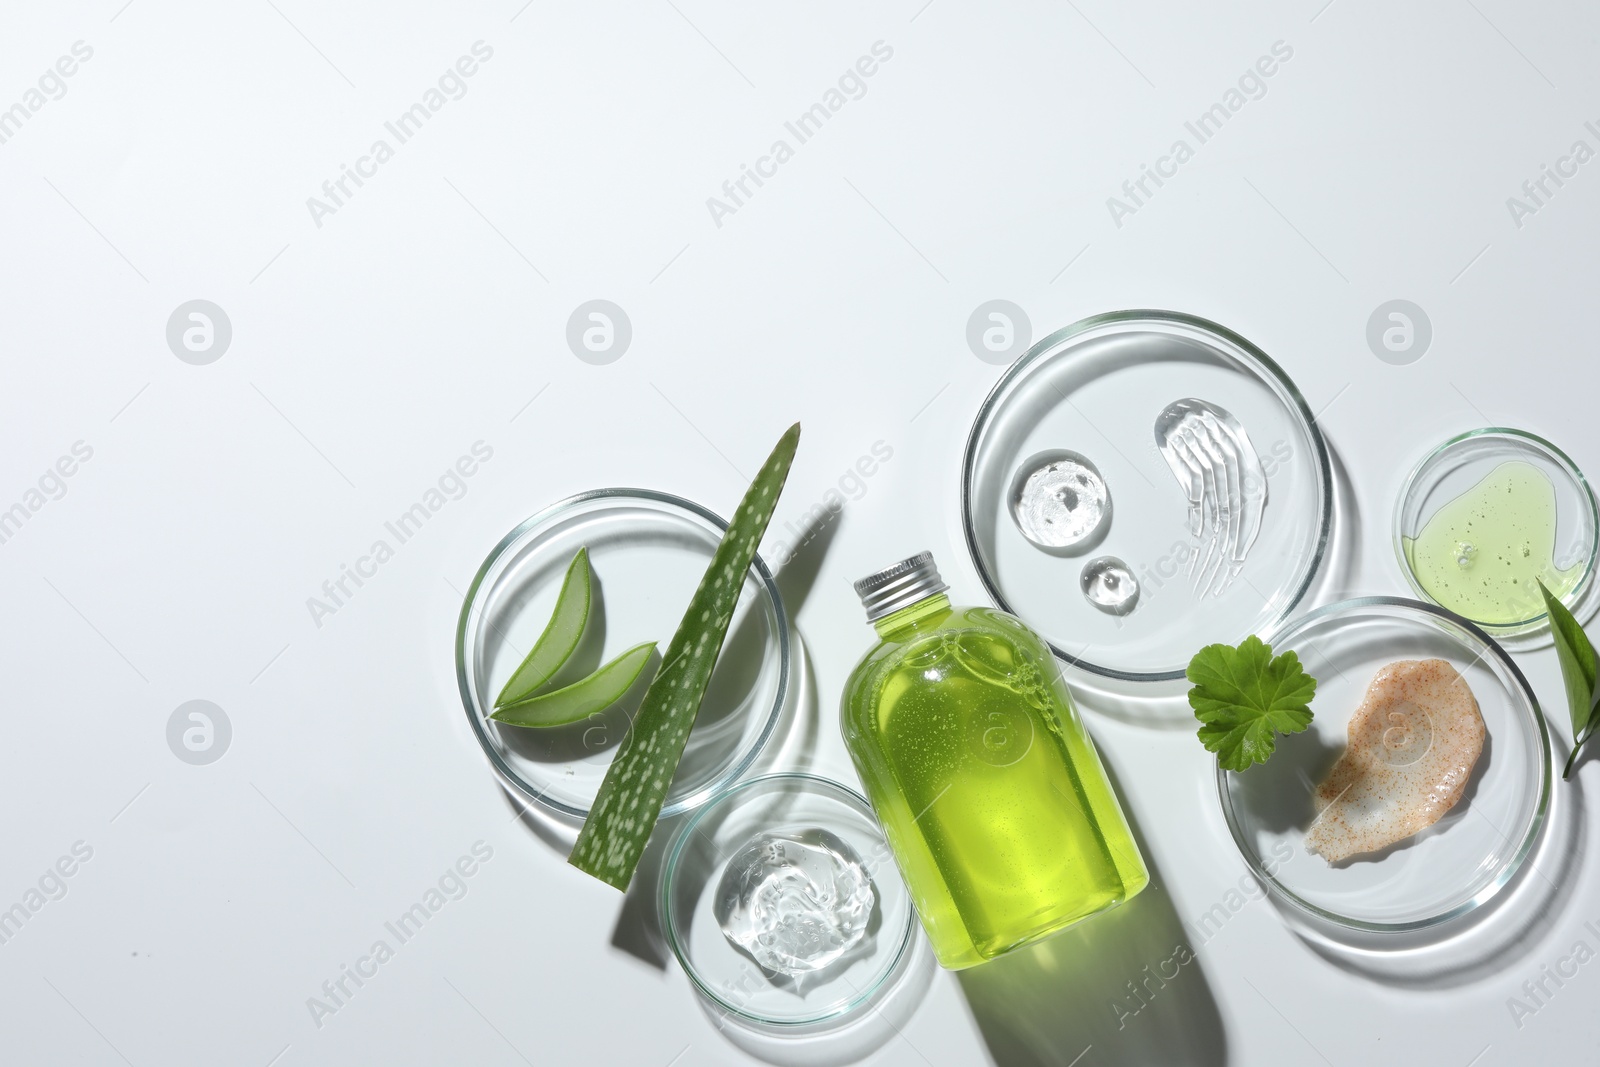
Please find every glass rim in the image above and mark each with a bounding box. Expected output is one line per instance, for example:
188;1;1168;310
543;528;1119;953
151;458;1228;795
960;308;1334;682
1392;426;1600;634
658;772;918;1029
1218;595;1552;934
453;487;791;820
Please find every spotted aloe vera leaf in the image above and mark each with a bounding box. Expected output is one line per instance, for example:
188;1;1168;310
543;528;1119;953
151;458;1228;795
493;547;590;708
490;641;657;728
569;423;800;889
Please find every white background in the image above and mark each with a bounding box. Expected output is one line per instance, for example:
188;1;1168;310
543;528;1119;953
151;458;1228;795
2;1;1597;1064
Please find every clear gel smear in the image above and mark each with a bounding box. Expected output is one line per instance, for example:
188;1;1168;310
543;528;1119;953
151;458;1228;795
715;828;875;981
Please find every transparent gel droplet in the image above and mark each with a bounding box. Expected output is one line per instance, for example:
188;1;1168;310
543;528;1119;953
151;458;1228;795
714;828;875;981
1081;556;1139;615
1009;450;1111;551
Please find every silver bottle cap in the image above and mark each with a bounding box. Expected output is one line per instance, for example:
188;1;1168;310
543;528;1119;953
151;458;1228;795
854;552;949;622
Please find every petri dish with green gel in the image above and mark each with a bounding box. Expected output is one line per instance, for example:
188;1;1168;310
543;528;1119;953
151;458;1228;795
1395;429;1598;636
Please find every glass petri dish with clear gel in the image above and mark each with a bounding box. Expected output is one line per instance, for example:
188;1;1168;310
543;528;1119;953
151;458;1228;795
1395;428;1598;637
1217;597;1550;935
962;310;1332;682
454;489;789;820
661;774;917;1031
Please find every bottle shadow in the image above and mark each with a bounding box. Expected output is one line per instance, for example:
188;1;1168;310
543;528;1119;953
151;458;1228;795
957;765;1228;1067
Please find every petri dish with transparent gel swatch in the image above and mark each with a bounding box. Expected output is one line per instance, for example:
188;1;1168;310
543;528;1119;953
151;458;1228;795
962;310;1332;682
454;489;789;820
661;774;917;1030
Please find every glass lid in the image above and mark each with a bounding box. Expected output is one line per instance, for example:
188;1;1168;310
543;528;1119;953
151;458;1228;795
961;310;1333;681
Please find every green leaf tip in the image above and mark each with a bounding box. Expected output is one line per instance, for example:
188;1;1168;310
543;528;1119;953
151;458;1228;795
1538;580;1600;780
568;424;801;890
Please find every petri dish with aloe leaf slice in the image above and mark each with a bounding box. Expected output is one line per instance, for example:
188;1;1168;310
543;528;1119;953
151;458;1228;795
1395;428;1598;637
455;489;790;820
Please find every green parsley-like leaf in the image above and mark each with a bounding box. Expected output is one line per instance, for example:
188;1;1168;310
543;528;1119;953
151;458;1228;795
1188;635;1316;772
1538;580;1600;780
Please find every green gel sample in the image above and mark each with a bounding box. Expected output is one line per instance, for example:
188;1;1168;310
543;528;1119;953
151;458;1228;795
1404;460;1583;625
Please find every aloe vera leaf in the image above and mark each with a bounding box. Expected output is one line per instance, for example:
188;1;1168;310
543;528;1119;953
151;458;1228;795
494;547;591;708
490;641;657;728
1538;581;1600;779
570;423;800;889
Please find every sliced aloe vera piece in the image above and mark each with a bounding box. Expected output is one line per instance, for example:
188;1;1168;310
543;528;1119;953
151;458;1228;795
494;547;591;708
570;423;800;890
490;641;657;728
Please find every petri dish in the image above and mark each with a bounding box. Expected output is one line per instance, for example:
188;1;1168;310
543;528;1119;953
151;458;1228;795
1217;597;1550;934
454;489;789;819
1395;428;1598;637
962;310;1332;682
660;773;917;1030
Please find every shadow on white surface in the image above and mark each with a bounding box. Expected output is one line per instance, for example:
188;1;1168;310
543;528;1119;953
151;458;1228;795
957;791;1228;1067
698;932;938;1066
759;507;837;776
1303;434;1362;608
747;632;821;780
772;504;840;633
501;785;578;854
497;789;693;973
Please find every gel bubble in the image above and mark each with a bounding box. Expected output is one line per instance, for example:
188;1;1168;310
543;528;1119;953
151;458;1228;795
1009;450;1111;552
1080;556;1139;616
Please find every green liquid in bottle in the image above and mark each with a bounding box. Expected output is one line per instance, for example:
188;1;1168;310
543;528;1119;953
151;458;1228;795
842;584;1147;970
1403;460;1583;625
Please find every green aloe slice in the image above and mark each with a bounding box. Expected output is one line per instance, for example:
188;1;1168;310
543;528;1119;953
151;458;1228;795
570;423;800;890
494;547;591;708
490;641;657;728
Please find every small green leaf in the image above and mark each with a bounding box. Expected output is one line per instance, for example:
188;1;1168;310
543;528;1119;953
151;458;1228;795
494;547;591;708
1538;580;1600;779
490;642;657;728
570;423;800;891
1188;635;1317;772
